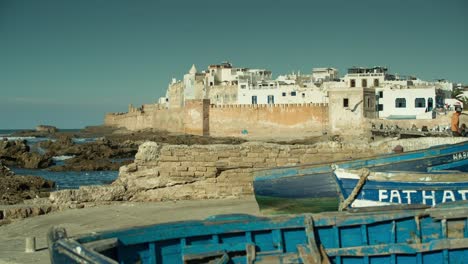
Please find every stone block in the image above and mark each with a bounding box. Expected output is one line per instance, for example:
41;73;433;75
159;156;179;162
176;166;188;171
180;171;195;177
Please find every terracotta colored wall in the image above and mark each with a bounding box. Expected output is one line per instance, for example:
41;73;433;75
209;103;328;138
104;107;184;132
184;99;210;136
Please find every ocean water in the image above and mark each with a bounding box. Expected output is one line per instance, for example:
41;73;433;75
0;129;96;145
2;129;120;189
12;167;119;190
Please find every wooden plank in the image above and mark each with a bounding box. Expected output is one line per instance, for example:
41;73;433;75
246;243;256;264
325;238;468;257
82;238;118;253
213;252;229;264
430;207;468;220
297;245;318;264
304;215;321;264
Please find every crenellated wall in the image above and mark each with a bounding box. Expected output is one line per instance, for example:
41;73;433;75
209;103;328;137
104;100;329;138
104;107;185;132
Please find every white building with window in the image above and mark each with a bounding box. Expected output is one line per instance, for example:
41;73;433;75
376;86;436;119
312;68;338;83
343;66;387;88
237;82;328;105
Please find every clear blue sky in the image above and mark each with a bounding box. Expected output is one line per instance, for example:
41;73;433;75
1;0;467;129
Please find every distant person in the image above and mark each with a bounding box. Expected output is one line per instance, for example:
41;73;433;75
451;106;464;136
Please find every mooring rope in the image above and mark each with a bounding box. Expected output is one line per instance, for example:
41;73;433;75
338;168;370;211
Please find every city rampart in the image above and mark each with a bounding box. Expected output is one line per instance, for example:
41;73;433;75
105;100;329;138
104;106;185;132
209;103;328;138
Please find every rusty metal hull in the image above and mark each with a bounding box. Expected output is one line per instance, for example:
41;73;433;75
48;202;468;264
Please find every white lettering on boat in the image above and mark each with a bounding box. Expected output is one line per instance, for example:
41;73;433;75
422;190;436;205
390;190;401;203
402;190;417;204
442;190;455;203
377;189;468;205
453;151;468;161
378;190;388;202
458;190;468;200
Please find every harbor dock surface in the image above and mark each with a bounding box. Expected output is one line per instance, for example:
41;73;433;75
0;197;259;264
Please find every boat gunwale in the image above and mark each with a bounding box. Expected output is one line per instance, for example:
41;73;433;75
70;204;465;247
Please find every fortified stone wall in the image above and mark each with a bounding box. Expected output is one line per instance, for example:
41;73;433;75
209;103;329;138
112;141;378;202
104;100;329;138
104;107;185;132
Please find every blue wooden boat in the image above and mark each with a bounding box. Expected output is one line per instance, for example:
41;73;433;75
48;202;468;264
334;168;468;209
254;141;468;214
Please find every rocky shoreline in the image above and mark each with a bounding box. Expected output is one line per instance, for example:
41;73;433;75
0;126;254;224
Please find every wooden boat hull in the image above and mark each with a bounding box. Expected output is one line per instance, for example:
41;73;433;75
49;202;468;264
336;169;468;208
254;141;468;214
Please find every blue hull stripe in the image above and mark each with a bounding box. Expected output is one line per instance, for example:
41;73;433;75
427;158;468;172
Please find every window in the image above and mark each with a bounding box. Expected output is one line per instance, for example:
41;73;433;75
343;98;349;107
282;92;286;96
378;104;383;111
291;91;296;96
251;96;257;105
415;98;425;108
362;79;367;88
374;79;379;87
378;91;383;99
267;95;275;104
395;98;406;108
210;82;214;86
302;93;305;98
428;98;434;111
240;84;246;89
350;79;356;88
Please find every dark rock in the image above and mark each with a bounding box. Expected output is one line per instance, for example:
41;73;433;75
0;161;14;176
48;156;131;172
393;145;404;153
36;125;58;133
19;152;53;169
0;140;52;169
0;167;55;205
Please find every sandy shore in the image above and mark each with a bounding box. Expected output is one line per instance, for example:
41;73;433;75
0;197;260;264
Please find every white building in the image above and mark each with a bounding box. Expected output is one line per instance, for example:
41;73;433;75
343;66;387;88
237;82;328;105
160;63;454;121
376;86;436;119
312;68;338;83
